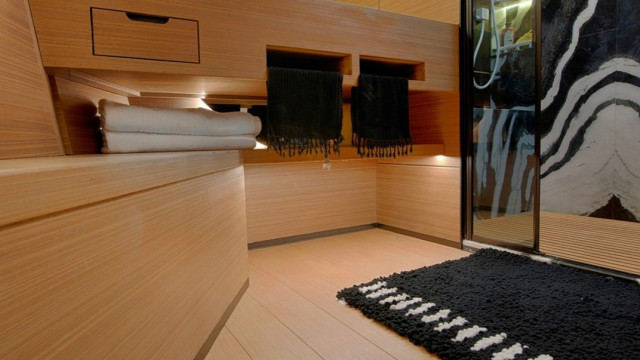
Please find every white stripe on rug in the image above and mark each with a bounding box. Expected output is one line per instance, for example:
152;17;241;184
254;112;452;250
528;355;553;360
366;287;397;299
379;294;409;304
390;297;422;310
452;325;488;342
359;281;386;293
492;343;524;360
406;302;436;316
434;317;468;332
422;309;451;323
470;333;507;351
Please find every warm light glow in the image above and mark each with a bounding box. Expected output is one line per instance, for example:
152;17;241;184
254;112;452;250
197;99;212;110
434;155;448;165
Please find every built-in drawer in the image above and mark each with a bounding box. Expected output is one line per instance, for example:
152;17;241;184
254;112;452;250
91;7;199;63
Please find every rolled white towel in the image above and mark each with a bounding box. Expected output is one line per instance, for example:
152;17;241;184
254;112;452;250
99;100;262;136
102;131;257;153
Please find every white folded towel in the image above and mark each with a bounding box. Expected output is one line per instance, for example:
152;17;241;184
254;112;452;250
99;100;262;136
102;131;256;153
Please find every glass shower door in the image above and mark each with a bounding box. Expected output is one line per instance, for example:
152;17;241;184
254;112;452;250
465;0;539;250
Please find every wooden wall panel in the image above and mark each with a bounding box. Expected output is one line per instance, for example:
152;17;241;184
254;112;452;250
0;167;248;359
379;0;460;24
0;151;241;228
244;160;377;243
0;0;63;159
29;0;459;93
50;76;129;154
377;162;460;244
332;0;379;9
128;96;205;109
410;91;460;156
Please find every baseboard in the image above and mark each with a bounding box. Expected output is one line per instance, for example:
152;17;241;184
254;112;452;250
194;278;250;360
248;224;377;250
377;224;461;249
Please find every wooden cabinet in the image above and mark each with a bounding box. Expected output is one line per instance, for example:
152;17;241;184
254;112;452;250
91;7;199;63
29;0;458;95
0;152;249;360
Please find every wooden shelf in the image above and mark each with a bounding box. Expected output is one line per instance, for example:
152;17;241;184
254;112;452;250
242;144;443;164
359;55;425;81
31;0;459;95
0;151;241;227
267;45;352;75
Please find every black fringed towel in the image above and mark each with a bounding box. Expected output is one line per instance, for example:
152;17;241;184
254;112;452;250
351;74;412;158
266;67;343;157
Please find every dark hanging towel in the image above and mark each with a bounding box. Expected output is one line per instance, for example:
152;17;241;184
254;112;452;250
266;67;343;157
351;74;412;158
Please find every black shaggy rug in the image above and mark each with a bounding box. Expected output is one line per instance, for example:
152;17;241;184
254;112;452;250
337;249;640;360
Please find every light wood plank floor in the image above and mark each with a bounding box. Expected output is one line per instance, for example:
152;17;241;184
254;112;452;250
205;229;469;360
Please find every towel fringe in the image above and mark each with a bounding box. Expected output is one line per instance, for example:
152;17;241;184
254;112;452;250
352;133;413;159
268;135;343;158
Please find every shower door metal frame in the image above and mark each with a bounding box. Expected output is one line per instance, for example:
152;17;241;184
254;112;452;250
460;0;541;252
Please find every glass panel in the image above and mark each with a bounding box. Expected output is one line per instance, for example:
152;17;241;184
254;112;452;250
470;0;537;248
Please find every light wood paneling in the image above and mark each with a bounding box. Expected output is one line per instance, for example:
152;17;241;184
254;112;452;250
244;160;377;243
128;96;205;109
30;0;458;93
377;154;460;167
0;150;241;228
377;163;460;244
0;168;248;359
0;0;63;159
50;76;129;154
332;0;379;9
410;91;460;156
91;8;199;63
380;0;460;24
540;212;640;275
208;229;469;359
242;144;444;164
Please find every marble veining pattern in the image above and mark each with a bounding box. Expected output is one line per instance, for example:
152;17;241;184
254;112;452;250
541;0;640;222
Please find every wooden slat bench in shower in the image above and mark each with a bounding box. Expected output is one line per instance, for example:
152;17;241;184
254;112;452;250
540;212;640;276
471;211;640;276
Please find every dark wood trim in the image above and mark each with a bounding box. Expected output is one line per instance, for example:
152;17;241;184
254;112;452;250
460;0;473;245
377;224;460;249
533;0;542;252
194;278;250;360
248;224;377;250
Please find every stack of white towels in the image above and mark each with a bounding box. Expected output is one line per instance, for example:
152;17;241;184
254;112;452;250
99;100;262;153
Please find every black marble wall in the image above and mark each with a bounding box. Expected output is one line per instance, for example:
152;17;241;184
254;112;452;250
541;0;640;222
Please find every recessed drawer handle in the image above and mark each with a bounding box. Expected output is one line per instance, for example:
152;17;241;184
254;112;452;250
125;12;169;24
